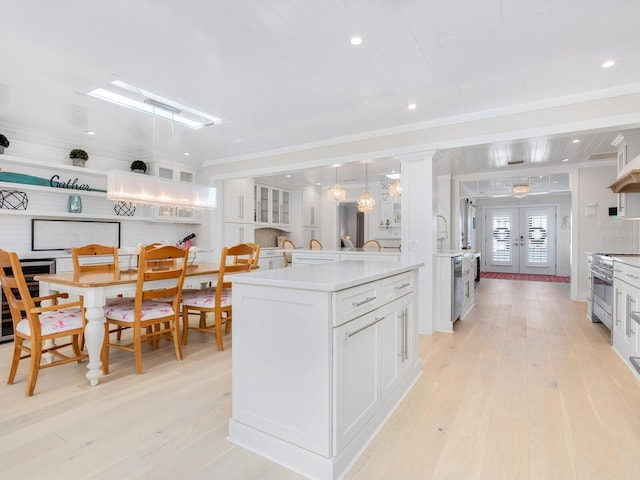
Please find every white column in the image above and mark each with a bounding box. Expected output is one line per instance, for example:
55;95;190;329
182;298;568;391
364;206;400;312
400;150;435;334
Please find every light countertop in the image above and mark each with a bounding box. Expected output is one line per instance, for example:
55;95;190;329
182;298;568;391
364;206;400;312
435;249;478;258
610;254;640;268
293;248;401;254
232;260;421;292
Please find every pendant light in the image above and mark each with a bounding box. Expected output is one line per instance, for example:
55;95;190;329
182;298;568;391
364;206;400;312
326;165;346;202
107;112;216;209
510;177;530;198
357;163;376;213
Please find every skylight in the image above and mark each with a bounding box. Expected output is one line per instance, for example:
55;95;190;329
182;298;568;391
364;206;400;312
86;80;221;129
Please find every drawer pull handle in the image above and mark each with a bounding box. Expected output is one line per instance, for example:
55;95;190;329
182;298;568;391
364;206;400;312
345;316;385;338
352;296;376;307
394;282;411;290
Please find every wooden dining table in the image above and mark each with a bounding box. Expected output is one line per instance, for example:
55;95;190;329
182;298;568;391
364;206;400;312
35;262;221;386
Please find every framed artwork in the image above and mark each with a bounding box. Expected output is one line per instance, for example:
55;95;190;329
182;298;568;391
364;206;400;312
32;219;120;251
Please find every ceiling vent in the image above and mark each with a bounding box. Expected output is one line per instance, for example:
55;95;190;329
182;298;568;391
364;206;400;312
589;152;617;160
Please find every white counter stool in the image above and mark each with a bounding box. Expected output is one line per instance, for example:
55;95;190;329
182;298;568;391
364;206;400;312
362;239;382;251
282;239;295;267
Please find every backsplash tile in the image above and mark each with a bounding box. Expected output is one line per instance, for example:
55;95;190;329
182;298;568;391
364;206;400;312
255;227;289;247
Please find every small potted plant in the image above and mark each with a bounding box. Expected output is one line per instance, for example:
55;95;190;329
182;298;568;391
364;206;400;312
69;149;89;167
130;160;147;173
0;134;9;154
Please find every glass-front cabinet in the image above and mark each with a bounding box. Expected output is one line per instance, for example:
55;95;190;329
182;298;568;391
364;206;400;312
255;184;270;224
254;183;290;227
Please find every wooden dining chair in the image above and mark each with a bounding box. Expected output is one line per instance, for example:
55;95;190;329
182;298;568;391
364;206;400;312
0;248;86;396
309;238;323;250
181;243;253;350
103;245;189;374
72;243;124;345
362;239;382;251
71;243;120;275
282;239;295;267
233;242;261;268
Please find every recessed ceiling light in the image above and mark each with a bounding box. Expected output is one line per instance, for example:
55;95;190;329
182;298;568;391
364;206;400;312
572;139;580;144
85;130;95;135
350;36;363;46
183;152;190;156
286;174;292;178
562;157;569;162
601;59;616;69
408;103;417;110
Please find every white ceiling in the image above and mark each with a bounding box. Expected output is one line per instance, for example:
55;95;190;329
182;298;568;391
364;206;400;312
1;1;640;187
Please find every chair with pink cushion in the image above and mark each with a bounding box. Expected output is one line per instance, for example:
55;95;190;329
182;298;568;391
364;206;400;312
181;243;253;350
0;248;86;396
103;245;189;374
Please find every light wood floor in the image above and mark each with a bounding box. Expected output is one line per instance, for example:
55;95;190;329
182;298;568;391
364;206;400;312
1;279;639;479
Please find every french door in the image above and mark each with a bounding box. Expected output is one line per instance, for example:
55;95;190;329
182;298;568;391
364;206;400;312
484;206;556;275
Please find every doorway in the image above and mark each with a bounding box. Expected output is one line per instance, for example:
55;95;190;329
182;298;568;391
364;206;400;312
339;203;365;248
484;206;557;275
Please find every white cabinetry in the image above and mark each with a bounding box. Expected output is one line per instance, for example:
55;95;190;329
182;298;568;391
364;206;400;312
254;183;291;229
224;178;255;245
435;252;474;333
224;178;254;223
611;131;640;218
612;259;640;379
223;223;254;245
302;188;320;227
257;248;285;270
333;292;413;454
229;264;421;480
291;250;401;265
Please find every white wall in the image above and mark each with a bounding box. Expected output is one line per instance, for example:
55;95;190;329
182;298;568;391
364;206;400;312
0;141;205;260
574;164;640;300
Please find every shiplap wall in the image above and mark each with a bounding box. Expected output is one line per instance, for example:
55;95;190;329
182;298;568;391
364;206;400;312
0;140;205;260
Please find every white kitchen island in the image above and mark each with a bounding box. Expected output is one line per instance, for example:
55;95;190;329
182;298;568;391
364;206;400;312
228;261;422;480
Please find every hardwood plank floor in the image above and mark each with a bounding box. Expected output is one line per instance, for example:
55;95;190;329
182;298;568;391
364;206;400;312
1;279;639;479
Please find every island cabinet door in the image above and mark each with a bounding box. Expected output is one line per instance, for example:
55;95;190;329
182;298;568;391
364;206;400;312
378;293;415;401
333;308;384;455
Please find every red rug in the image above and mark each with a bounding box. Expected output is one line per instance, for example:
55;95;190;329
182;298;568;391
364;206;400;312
480;272;570;283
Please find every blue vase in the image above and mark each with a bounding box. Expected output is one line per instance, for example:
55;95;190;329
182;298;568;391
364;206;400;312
67;195;82;213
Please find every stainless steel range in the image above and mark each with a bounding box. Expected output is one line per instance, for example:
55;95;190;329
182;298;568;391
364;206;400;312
590;253;613;332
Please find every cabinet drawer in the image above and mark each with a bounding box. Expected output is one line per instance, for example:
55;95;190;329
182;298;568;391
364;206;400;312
615;262;640;284
379;271;415;304
333;281;379;327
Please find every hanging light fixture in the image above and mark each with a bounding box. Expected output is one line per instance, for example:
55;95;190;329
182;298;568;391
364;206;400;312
107;170;216;209
357;163;376;213
326;165;346;202
389;179;402;197
510;178;530;198
106;111;217;209
388;164;402;197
